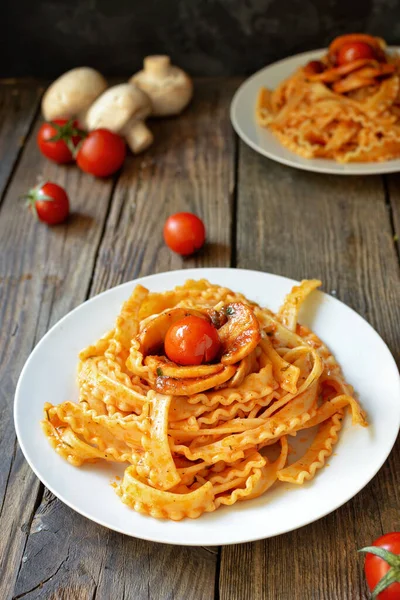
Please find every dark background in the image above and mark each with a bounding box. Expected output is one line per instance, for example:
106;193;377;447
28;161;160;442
3;0;400;78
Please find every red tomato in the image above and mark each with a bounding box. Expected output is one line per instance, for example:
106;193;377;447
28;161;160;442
163;212;206;256
37;119;84;164
76;129;126;177
164;316;221;366
362;532;400;600
25;182;70;225
304;60;326;75
337;41;375;65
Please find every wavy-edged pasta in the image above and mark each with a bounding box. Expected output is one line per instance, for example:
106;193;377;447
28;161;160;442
256;34;400;162
41;278;367;520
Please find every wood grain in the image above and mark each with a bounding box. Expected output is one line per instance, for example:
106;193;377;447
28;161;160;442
0;114;116;600
12;79;238;600
90;78;238;294
0;82;42;204
12;489;217;600
386;173;400;268
3;79;400;600
219;145;400;600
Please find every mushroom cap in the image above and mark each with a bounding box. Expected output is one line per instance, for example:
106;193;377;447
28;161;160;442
85;83;152;132
129;56;193;117
42;67;107;121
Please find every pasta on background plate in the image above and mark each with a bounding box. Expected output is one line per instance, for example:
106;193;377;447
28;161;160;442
256;34;400;162
42;279;367;521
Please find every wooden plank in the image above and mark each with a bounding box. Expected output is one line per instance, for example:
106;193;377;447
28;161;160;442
13;79;238;600
219;145;400;600
90;77;238;293
13;487;218;600
0;82;42;204
385;173;400;262
0;115;116;600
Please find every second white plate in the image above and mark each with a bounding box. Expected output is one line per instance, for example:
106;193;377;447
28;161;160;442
14;268;400;545
231;48;400;175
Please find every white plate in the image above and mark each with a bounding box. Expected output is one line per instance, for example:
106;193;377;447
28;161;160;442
15;268;400;546
231;48;400;175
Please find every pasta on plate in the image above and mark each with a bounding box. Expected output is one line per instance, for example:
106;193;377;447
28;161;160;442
42;279;367;520
256;34;400;162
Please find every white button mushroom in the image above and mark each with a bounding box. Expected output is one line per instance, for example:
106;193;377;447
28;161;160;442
85;83;153;154
42;67;107;126
129;55;193;117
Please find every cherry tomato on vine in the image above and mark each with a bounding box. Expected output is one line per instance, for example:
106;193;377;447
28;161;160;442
164;316;220;366
24;182;70;225
76;129;126;177
163;212;206;256
360;532;400;600
37;119;85;164
337;41;375;65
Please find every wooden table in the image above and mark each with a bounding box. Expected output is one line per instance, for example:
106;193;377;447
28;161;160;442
1;78;399;600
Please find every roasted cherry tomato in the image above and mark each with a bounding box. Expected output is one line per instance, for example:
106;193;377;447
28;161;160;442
337;41;375;65
37;119;85;164
163;212;206;256
360;532;400;600
76;129;126;177
304;60;325;75
25;182;70;225
164;316;220;366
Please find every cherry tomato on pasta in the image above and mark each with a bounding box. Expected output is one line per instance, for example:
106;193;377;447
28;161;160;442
304;60;325;75
163;212;206;256
164;316;220;366
337;41;375;65
76;129;126;177
360;532;400;600
25;182;70;225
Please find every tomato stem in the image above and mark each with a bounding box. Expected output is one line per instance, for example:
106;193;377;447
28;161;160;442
47;118;87;158
370;568;400;599
359;547;400;568
359;546;400;599
21;182;55;219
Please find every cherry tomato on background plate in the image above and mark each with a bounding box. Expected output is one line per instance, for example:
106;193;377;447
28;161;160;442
360;532;400;600
37;119;85;164
165;315;221;366
304;60;326;75
25;182;70;225
76;129;126;177
163;212;206;256
337;41;376;65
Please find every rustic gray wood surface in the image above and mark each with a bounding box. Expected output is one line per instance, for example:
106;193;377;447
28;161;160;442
0;78;399;600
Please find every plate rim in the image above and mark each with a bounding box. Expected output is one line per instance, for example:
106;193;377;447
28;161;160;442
14;267;400;545
230;47;400;175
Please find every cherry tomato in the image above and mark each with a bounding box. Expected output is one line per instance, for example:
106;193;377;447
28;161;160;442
337;41;375;65
164;316;220;366
37;119;85;164
25;182;70;225
361;532;400;600
76;129;126;177
163;212;206;256
304;60;325;76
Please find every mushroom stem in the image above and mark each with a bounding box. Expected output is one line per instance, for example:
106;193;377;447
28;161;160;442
125;121;154;154
144;55;171;77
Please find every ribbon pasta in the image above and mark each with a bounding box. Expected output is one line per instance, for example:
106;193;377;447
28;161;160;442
41;278;367;520
256;34;400;163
